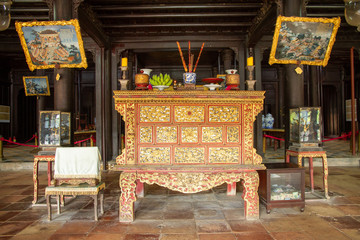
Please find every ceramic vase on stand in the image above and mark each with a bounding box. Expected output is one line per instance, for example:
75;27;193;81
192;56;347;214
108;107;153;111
265;113;274;129
119;79;129;90
183;72;196;89
225;69;240;90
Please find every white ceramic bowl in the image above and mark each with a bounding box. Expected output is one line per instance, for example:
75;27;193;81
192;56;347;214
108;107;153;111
225;69;238;74
140;69;153;75
204;84;220;91
153;85;169;91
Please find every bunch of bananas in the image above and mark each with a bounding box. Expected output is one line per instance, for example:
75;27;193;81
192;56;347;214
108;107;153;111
149;73;172;86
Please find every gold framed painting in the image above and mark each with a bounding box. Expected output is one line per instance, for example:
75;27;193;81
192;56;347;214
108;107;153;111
23;76;50;96
15;19;87;71
269;16;341;67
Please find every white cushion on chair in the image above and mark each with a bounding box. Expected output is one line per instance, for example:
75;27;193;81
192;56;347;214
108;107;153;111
54;147;101;180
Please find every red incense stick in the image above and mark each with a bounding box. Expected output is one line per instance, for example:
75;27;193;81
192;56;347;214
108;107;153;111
176;41;188;72
193;42;205;73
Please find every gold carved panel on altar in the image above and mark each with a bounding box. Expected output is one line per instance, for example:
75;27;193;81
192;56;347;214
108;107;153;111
202;127;223;143
156;126;177;143
209;147;239;163
227;126;240;143
140;105;170;122
175;147;205;164
209;106;239;122
139;147;170;164
175;106;204;122
139;126;152;143
181;127;198;143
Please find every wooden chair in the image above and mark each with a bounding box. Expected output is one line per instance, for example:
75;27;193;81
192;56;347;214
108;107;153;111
45;147;105;221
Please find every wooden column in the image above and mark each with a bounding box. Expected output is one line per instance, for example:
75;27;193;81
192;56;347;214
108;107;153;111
309;66;320;107
222;49;234;71
283;0;305;152
53;0;75;144
254;46;263;156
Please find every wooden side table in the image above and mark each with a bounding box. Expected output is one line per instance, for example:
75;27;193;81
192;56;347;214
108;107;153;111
286;150;329;199
33;155;55;204
262;129;285;153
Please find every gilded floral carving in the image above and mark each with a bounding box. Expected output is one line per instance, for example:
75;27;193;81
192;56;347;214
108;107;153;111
156;126;177;143
181;127;198;143
227;126;240;143
139;105;170;122
175;106;204;122
139;126;152;143
126;103;136;164
209;106;239;122
119;172;137;222
174;147;205;164
209;147;239;163
202;127;223;143
139;147;171;164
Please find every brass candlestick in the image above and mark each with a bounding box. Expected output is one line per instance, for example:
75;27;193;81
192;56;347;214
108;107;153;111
246;65;256;91
119;66;129;90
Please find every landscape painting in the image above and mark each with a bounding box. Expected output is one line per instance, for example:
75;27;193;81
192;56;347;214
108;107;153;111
23;76;50;96
15;19;87;71
269;16;341;67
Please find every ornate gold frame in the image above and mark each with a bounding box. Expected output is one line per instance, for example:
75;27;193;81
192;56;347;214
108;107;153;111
15;19;87;71
23;76;50;96
269;16;341;67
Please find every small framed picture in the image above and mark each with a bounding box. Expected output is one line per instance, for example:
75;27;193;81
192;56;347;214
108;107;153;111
23;76;50;96
269;16;341;67
15;19;87;71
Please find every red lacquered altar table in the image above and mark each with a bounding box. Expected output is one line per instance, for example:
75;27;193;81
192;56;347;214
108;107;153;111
110;90;265;222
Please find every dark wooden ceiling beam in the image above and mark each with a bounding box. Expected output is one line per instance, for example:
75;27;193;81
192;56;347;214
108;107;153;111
78;4;109;48
93;3;262;11
104;22;252;28
98;12;257;18
247;3;277;47
12;16;48;20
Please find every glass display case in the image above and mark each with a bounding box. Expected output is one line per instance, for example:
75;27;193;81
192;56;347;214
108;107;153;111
258;163;305;213
39;111;71;147
289;107;322;150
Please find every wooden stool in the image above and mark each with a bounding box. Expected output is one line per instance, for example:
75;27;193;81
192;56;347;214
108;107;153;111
45;182;105;221
286;150;329;199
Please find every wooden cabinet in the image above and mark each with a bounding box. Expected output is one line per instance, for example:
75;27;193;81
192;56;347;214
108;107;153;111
258;163;305;213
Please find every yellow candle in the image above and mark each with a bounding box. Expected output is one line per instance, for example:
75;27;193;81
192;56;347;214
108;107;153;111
121;57;128;67
247;57;253;66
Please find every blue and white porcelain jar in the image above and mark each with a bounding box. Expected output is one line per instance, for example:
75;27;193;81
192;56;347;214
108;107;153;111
183;72;196;84
265;113;274;129
262;115;266;128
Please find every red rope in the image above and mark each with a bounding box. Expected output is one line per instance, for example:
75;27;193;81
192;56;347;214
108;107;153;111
74;137;92;145
1;137;38;148
264;134;285;141
264;131;356;143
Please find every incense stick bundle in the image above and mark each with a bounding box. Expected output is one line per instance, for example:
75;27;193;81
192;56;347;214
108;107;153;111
188;41;191;72
189;54;194;72
176;41;188;72
193;42;205;73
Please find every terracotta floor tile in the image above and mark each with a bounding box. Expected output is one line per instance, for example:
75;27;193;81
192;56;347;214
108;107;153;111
160;233;198;240
329;197;354;205
0;221;33;235
322;216;360;229
262;217;304;232
160;220;196;234
1;203;31;211
234;232;274;240
70;210;98;221
163;210;193;220
0;236;14;240
54;221;97;235
7;210;47;222
123;234;160;240
48;233;87;240
347;196;360;204
194;209;224;220
222;209;245;220
340;229;360;239
336;205;360;216
228;220;267;233
198;233;236;240
16;220;64;235
90;221;128;234
193;201;220;210
166;202;193;211
305;204;346;217
99;210;118;221
0;211;21;221
270;231;313;240
0;203;11;211
196;220;231;233
127;220;162;234
85;233;125;240
0;195;28;203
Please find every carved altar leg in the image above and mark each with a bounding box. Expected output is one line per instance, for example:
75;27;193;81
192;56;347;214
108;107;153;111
309;157;314;192
227;183;236;196
32;158;39;204
119;172;137;222
241;171;259;220
47;162;52;186
297;155;303;167
136;180;144;198
286;153;290;163
322;155;329;199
